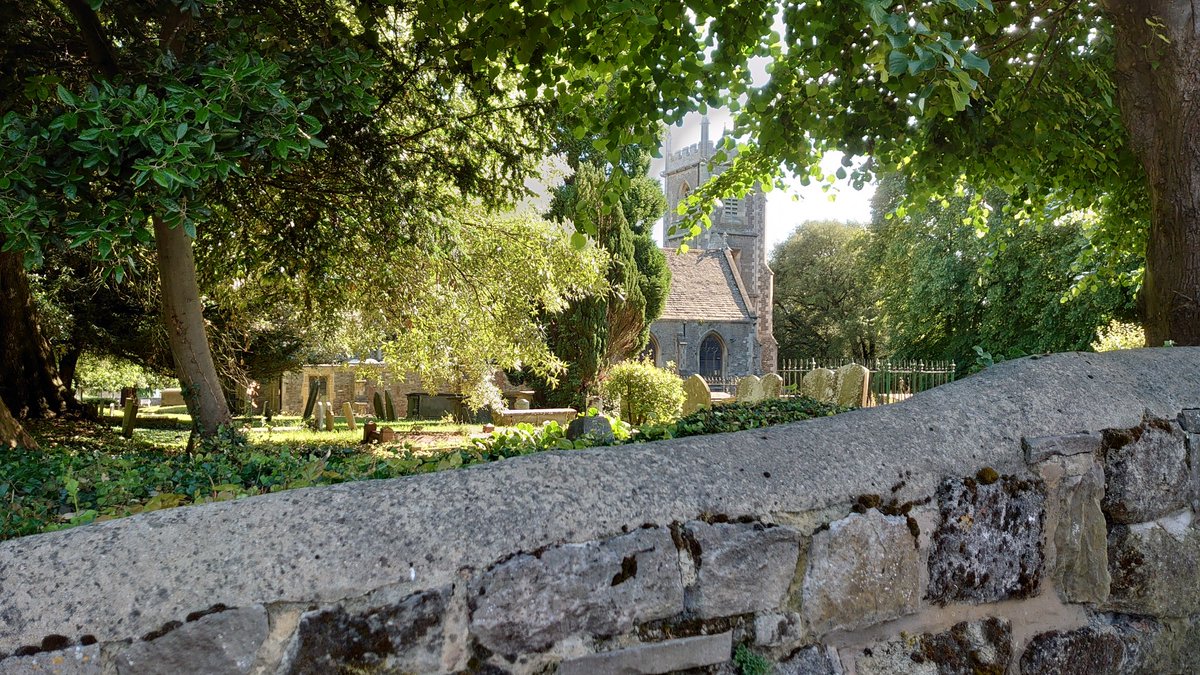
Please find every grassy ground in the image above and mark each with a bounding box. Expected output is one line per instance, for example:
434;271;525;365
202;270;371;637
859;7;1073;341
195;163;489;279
5;397;848;542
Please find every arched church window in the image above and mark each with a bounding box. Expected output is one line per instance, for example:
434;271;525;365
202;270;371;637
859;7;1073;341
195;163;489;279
640;335;659;365
699;333;724;377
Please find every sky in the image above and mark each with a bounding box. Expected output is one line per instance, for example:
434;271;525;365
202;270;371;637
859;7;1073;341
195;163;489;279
651;110;877;255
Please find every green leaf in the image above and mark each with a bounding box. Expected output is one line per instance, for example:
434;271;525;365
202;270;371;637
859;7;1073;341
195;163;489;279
886;50;908;76
569;231;587;249
961;52;991;77
176;122;188;140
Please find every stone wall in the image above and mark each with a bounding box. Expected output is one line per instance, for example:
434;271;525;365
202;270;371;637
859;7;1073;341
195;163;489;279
2;348;1199;674
649;318;760;378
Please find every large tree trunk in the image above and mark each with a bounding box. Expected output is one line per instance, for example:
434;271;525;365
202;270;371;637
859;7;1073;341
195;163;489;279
154;217;232;437
0;250;76;420
1105;1;1200;345
0;397;36;450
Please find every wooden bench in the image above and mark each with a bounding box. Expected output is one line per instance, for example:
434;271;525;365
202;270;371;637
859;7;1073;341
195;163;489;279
493;408;578;427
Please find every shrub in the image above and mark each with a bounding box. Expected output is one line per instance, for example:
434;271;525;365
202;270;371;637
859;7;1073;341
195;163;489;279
1092;320;1145;352
637;396;848;441
600;358;685;426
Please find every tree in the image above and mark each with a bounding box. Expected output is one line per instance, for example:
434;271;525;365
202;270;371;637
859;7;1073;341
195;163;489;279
867;174;1137;368
538;135;669;409
771;220;879;362
0;0;560;442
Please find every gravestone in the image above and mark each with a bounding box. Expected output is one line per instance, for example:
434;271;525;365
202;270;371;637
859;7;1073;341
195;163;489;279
342;402;357;431
835;364;870;408
362;421;377;444
303;387;320;420
384;391;397;422
313;400;326;430
803;368;837;403
761;373;784;400
263;401;273;423
373;392;386;420
120;397;138;439
379;427;396;443
324;402;336;431
682;374;712;416
513;398;531;411
736;375;764;403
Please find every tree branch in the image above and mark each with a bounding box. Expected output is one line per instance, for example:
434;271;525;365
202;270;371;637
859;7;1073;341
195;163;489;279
60;0;119;78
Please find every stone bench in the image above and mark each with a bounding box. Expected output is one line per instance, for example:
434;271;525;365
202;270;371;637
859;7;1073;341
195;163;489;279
493;407;578;427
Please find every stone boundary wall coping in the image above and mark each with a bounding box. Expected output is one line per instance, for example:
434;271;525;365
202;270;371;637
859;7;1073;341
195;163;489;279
1;347;1199;673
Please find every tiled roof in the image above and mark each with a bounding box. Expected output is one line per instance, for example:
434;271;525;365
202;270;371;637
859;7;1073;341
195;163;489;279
659;248;753;322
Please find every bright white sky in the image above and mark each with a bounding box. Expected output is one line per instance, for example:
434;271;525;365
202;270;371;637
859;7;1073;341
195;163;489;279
651;110;877;256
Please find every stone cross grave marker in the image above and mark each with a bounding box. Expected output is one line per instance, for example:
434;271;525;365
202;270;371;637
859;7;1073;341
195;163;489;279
803;368;837;403
682;374;712;416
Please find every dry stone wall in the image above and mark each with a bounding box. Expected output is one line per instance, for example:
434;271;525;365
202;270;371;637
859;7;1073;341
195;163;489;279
2;349;1200;674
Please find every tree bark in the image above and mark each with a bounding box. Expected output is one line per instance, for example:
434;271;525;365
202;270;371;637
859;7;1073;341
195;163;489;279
1104;0;1200;345
154;217;232;437
0;250;76;420
0;397;36;449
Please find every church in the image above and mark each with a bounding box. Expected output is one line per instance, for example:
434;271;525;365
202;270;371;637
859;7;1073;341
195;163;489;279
645;119;778;381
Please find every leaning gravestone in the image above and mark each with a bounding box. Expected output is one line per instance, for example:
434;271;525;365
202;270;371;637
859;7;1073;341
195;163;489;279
835;364;871;408
803;368;837;403
682;374;712;416
384;391;397;422
324;402;336;431
302;387;320;420
761;373;784;400
373;392;386;420
342;402;357;431
736;375;764;404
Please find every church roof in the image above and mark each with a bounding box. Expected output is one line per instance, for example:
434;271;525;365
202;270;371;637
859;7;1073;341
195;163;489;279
659;248;754;322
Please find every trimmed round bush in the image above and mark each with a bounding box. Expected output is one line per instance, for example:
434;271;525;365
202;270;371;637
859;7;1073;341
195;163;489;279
600;358;684;425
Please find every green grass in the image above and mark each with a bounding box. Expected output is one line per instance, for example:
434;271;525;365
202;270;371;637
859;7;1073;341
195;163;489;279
4;397;847;543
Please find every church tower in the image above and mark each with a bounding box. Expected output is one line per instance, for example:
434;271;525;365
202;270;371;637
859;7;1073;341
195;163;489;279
661;120;778;374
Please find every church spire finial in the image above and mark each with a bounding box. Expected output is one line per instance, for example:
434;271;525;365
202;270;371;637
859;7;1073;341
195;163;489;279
700;115;710;148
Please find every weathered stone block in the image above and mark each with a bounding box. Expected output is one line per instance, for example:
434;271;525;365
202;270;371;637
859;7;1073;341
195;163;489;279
855;617;1012;675
753;612;804;648
926;474;1045;604
1019;626;1124;675
1100;416;1193;524
775;645;837;675
566;416;614;444
469;528;684;654
1178;408;1200;432
115;605;268;675
1054;464;1110;605
279;586;449;675
683;521;799;619
1106;517;1200;617
0;645;101;674
1110;614;1200;675
556;632;731;675
1022;431;1103;464
801;510;920;634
